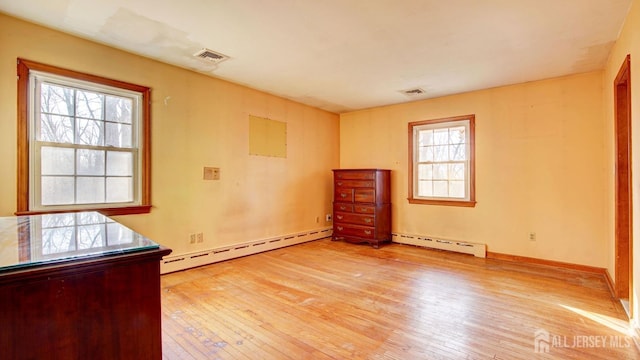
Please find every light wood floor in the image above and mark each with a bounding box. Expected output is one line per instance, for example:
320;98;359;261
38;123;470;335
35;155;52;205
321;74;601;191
161;239;640;359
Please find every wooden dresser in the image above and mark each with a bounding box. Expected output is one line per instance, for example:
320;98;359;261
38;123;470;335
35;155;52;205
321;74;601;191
332;169;391;248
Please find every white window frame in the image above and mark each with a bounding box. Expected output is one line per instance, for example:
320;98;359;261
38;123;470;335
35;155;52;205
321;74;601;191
408;115;476;207
28;72;143;212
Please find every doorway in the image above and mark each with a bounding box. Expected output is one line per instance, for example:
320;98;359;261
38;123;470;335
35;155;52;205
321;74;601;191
614;54;632;316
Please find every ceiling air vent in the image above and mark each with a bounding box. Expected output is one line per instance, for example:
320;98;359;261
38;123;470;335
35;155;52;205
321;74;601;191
400;87;426;97
193;48;230;64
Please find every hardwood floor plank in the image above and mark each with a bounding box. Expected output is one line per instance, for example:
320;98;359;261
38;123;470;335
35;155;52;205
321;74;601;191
164;283;272;359
162;240;640;359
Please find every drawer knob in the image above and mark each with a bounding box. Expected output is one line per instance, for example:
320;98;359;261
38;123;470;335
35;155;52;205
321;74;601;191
364;230;372;235
340;206;346;210
364;218;372;223
340;193;347;198
337;215;343;220
337;226;344;231
337;182;343;186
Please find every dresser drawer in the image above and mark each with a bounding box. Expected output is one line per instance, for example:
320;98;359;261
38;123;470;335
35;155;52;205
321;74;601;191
335;171;375;180
354;205;375;214
335;212;375;226
334;203;354;213
354;188;375;203
335;180;375;188
334;223;375;239
335;189;354;202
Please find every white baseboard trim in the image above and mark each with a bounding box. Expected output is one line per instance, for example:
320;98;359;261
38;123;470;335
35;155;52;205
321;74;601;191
161;227;333;274
391;232;486;258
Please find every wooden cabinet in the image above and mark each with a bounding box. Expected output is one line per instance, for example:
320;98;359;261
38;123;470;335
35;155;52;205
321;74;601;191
332;169;391;248
0;212;171;360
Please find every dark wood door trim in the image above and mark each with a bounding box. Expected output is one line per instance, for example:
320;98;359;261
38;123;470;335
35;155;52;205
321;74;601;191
614;54;632;316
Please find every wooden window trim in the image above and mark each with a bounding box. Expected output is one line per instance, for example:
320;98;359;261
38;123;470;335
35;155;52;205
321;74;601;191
407;114;476;207
16;58;152;216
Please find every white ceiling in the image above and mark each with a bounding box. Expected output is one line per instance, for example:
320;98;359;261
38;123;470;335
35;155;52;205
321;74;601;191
0;0;632;113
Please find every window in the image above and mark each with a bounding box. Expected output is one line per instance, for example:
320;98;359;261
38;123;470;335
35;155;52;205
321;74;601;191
408;115;476;207
17;59;151;216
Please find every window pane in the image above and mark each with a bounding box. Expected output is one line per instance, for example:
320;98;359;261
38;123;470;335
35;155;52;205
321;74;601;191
418;129;433;146
41;176;74;205
107;177;133;203
433;164;447;180
41;147;74;175
450;143;466;161
105;123;132;147
417;164;433;180
41;83;74;116
76;90;103;120
449;163;465;180
76;119;104;145
40;114;74;143
433;129;448;145
449;181;465;198
77;224;105;249
105;95;132;124
418;180;433;197
107;222;134;245
42;227;75;254
77;177;105;204
77;149;105;175
107;151;133;176
433;145;449;161
433;181;448;197
449;126;466;144
418;146;433;162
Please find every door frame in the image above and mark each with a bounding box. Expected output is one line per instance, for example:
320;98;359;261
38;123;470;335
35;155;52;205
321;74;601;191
614;54;632;317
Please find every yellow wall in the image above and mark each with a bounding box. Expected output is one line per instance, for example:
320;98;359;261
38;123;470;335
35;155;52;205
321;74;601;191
604;0;640;325
0;14;340;255
340;71;607;267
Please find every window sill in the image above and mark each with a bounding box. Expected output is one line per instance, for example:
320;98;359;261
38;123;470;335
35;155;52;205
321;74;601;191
408;198;476;207
15;205;152;217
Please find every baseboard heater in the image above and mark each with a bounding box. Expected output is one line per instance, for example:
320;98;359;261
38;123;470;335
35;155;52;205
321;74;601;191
160;227;333;274
391;233;486;258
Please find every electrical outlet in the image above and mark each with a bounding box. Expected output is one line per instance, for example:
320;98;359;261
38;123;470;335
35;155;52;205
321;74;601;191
197;233;204;243
528;232;536;241
326;214;332;222
189;234;196;244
